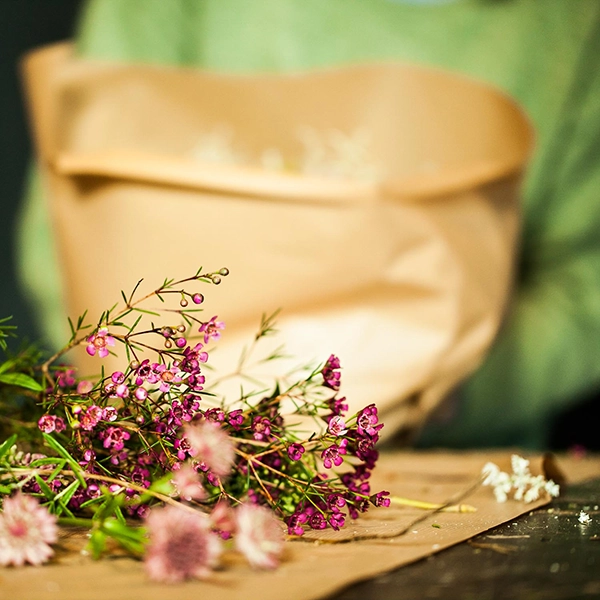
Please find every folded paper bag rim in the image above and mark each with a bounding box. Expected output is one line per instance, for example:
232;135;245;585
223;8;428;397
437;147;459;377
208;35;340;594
53;148;529;204
23;42;534;202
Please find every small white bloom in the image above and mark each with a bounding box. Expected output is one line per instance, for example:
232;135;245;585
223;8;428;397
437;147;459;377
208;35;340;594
524;486;541;503
481;462;501;486
545;480;560;498
513;484;526;502
511;454;531;478
493;487;508;503
481;455;560;504
578;511;592;525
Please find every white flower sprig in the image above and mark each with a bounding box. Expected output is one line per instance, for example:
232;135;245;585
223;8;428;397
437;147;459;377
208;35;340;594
481;455;560;503
578;511;592;525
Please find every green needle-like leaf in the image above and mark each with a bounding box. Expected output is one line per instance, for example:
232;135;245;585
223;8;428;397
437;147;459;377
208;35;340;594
0;372;43;392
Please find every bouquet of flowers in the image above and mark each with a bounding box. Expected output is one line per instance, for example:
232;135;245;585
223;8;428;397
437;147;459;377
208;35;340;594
0;268;389;581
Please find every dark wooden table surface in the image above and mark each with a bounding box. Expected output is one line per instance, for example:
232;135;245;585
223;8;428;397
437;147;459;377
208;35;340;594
331;477;600;600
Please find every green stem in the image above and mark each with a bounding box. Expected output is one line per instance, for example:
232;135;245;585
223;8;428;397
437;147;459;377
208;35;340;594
57;516;93;528
391;495;477;513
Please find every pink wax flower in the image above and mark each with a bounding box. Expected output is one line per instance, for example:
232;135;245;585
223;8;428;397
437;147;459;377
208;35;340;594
0;493;58;566
356;404;383;439
157;364;183;393
321;354;342;391
134;386;148;401
37;414;66;434
55;366;76;388
321;439;348;469
85;328;115;358
102;406;118;422
327;415;347;437
111;371;125;384
80;405;103;431
198;316;225;344
287;443;305;461
100;426;130;451
145;505;221;582
251;416;272;441
234;503;284;570
183;421;235;479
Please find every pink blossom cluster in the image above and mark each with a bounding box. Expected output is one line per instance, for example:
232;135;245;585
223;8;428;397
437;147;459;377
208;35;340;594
3;271;391;582
283;357;389;535
145;502;284;582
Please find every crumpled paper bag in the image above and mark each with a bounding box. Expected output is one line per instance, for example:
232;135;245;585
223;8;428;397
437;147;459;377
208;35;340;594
22;43;533;440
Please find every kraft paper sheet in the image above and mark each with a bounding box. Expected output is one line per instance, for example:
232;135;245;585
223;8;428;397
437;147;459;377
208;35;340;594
2;451;597;600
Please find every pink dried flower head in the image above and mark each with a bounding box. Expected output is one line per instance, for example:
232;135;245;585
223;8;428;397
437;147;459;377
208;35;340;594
309;512;327;530
204;408;225;423
328;511;345;530
145;505;221;582
210;501;236;537
81;448;96;464
286;511;308;536
171;463;207;501
227;409;244;430
328;395;348;417
0;493;58;566
183;421;235;479
326;493;346;510
370;491;391;508
234;503;284;570
85;327;115;358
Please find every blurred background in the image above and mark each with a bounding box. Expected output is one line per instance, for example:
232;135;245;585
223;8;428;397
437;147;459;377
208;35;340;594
1;0;82;342
2;1;599;450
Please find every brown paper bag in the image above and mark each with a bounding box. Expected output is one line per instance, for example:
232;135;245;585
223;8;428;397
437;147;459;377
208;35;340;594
22;43;533;440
